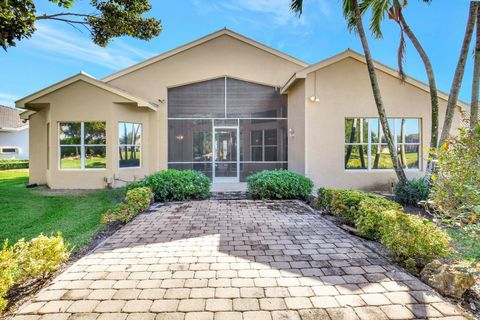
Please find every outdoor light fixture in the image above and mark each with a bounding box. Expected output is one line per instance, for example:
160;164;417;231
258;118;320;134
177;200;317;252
288;128;295;137
175;134;184;141
309;71;320;103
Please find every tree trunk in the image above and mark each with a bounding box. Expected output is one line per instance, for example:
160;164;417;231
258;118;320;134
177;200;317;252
345;119;357;165
373;121;382;169
439;2;478;146
351;0;407;184
471;6;480;129
359;119;366;168
400;119;407;168
398;12;439;173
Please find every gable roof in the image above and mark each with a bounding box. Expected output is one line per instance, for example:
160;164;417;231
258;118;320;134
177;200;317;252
15;72;158;111
0;105;28;131
282;49;469;109
102;28;309;82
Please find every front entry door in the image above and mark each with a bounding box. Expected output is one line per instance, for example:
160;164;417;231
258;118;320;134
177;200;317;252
213;127;239;182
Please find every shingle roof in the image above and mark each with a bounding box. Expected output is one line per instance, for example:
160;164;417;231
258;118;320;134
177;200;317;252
0;105;27;129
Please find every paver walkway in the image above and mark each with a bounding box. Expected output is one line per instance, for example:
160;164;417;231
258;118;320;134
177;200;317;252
12;200;469;320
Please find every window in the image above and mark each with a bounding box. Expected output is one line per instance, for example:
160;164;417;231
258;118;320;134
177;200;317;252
119;122;142;168
0;147;19;154
345;118;420;170
251;129;278;161
59;122;106;169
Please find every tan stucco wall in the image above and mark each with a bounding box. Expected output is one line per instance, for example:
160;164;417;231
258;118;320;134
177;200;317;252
287;81;306;174
29;108;48;184
303;57;463;190
107;34;305;173
28;81;153;189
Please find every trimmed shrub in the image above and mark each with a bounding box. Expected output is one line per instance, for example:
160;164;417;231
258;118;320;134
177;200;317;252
0;242;16;313
314;188;336;211
101;203;138;224
247;170;314;200
125;187;153;212
0;159;28;170
380;210;452;266
102;187;153;224
329;189;371;223
127;169;211;202
313;187;451;267
12;233;70;282
395;178;430;206
355;196;402;240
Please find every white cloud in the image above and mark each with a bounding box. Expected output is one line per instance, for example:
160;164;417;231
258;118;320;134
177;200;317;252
29;23;157;70
0;93;19;107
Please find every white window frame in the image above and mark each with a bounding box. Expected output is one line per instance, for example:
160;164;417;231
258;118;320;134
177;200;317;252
58;122;106;170
0;147;20;154
118;122;142;169
344;117;422;172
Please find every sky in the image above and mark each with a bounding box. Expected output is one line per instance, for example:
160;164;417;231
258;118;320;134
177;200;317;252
0;0;476;108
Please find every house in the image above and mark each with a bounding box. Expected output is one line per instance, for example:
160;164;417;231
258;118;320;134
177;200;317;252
0;105;29;160
16;29;465;190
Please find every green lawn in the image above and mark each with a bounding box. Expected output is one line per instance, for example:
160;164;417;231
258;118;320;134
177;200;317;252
0;170;124;253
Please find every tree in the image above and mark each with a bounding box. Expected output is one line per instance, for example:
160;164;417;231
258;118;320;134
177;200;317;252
0;0;162;50
359;0;440;170
471;5;480;129
291;0;408;184
439;2;478;146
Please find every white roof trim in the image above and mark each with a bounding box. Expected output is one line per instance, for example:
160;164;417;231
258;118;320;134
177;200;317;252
281;49;469;109
102;28;308;82
15;72;157;111
0;125;28;132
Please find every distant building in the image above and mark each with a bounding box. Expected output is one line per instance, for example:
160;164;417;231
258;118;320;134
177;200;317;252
0;105;29;159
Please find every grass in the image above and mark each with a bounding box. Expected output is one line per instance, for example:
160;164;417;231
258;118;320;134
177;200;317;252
61;157;106;169
0;170;124;253
346;151;418;169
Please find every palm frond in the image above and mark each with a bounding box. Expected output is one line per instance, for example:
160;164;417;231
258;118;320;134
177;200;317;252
397;26;407;82
290;0;304;16
343;0;359;33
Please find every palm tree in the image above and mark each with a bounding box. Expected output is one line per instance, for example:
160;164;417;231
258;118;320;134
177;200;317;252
439;2;478;146
471;6;480;129
291;0;408;184
359;0;439;172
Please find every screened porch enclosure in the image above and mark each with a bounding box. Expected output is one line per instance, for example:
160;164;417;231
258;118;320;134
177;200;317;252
167;77;288;182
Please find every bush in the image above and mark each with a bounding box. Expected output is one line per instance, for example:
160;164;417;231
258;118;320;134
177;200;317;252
125;187;153;212
314;188;451;266
247;170;314;200
380;210;452;266
0;242;16;313
102;187;153;224
430;126;480;225
314;188;336;211
355;196;402;240
0;159;28;170
12;233;70;282
127;169;211;202
395;178;430;206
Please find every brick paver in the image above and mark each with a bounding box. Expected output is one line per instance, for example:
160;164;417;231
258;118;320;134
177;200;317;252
12;200;469;319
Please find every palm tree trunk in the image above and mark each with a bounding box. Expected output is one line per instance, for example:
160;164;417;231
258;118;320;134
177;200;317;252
471;6;480;129
359;119;366;168
439;2;478;146
398;12;439;172
373;121;382;169
345;119;357;164
351;0;407;184
400;119;407;168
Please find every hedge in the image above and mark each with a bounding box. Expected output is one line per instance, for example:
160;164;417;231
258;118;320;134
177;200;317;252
0;159;28;170
247;170;314;200
126;169;211;202
313;188;451;267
